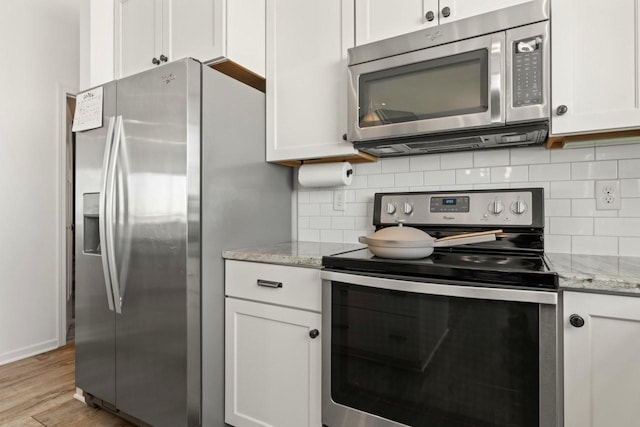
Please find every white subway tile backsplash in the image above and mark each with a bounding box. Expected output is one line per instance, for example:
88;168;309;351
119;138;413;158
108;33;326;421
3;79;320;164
550;217;593;235
596;142;640;160
620;238;640;257
332;217;355;230
350;175;368;188
395;172;424;187
550;147;595;163
549;181;594;199
299;203;320;216
381;158;410;173
441;152;473;169
297;142;640;256
595;218;640;237
298;229;320;241
544;235;571;253
456;168;490;185
571;199;618;218
530;163;570;181
346;202;369;216
571;161;617;180
309;216;331;229
510;146;550;165
491;166;528;183
320;229;343;243
545;199;571;217
619;198;640;217
368;174;395;188
309;190;332;203
425;170;456;185
473;149;510;167
619;159;640;178
572;236;618;256
355;161;382;175
410;154;440;171
621;179;640;197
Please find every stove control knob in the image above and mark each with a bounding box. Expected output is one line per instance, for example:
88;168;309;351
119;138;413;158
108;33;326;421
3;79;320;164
511;199;528;215
488;200;504;215
386;203;396;215
402;202;413;215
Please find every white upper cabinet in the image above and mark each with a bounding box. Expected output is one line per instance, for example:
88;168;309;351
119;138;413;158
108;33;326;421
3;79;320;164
355;0;535;45
564;291;640;427
115;0;265;79
355;0;438;45
266;0;358;162
551;0;640;135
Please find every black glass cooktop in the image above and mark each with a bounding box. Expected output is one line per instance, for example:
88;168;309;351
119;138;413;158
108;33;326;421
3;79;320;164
323;248;558;290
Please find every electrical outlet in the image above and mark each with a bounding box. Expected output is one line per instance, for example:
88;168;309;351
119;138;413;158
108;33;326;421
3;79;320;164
595;180;621;210
333;189;346;211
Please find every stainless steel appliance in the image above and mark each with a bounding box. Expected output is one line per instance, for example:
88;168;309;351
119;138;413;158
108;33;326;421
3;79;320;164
74;58;292;427
321;188;559;427
347;1;550;156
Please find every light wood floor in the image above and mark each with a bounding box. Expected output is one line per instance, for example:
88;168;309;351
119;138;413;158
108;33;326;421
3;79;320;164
0;344;133;426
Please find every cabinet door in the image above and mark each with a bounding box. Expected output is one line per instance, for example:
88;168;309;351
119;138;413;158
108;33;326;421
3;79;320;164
552;0;640;135
443;0;533;23
169;0;224;66
266;0;358;162
355;0;438;46
564;291;640;427
225;298;321;427
114;0;163;78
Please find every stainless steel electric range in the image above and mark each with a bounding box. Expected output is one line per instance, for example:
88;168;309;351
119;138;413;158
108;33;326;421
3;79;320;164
321;188;560;427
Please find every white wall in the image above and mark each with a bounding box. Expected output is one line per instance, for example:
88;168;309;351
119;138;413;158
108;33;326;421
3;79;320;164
297;139;640;257
0;0;80;364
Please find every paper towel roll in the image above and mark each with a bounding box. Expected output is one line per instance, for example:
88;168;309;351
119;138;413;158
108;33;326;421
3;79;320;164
298;162;353;187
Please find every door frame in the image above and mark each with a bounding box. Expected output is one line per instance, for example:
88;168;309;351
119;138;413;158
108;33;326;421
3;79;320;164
58;83;77;347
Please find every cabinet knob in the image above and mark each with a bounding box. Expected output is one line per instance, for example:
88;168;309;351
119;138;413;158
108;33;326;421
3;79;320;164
342;133;348;141
152;57;161;65
441;6;451;18
425;11;435;21
557;105;568;116
159;54;168;63
569;314;585;328
309;329;320;339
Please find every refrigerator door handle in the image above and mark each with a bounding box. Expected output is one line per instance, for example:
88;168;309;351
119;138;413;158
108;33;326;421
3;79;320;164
98;116;116;312
106;115;124;314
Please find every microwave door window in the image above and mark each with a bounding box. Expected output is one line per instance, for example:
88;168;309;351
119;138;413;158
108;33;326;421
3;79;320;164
359;49;489;128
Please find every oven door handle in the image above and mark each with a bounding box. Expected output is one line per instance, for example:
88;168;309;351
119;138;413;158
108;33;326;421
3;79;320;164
320;271;557;305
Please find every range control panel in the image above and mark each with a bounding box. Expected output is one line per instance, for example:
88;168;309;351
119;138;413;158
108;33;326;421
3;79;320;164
376;189;542;227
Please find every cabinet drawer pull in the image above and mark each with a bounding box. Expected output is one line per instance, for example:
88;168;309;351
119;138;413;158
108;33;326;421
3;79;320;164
257;279;283;289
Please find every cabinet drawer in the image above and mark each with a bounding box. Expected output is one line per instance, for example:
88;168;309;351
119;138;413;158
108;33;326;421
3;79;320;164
225;260;321;312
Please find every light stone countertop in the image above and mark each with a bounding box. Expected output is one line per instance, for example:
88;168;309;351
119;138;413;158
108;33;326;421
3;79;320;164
548;253;640;295
223;243;640;295
222;241;366;269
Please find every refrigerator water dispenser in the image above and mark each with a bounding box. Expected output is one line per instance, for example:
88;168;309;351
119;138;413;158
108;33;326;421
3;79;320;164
83;192;100;254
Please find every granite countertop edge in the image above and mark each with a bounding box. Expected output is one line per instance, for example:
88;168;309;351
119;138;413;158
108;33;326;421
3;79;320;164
222;244;640;295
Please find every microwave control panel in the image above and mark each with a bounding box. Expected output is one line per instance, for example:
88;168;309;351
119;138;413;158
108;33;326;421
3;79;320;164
512;36;543;107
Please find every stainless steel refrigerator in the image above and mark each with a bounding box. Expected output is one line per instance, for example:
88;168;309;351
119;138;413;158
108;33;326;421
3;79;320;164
74;58;292;427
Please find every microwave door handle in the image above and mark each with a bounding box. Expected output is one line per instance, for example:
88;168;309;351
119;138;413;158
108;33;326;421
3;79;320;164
489;35;505;123
99;116;116;312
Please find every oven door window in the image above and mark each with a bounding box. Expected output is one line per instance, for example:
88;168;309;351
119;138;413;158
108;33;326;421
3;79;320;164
358;49;488;128
331;282;539;427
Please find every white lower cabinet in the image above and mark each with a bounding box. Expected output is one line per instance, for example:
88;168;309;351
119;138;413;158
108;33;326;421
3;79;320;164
563;291;640;427
225;260;322;427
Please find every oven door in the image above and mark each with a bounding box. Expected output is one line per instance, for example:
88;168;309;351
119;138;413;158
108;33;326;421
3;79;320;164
347;32;505;143
321;271;559;427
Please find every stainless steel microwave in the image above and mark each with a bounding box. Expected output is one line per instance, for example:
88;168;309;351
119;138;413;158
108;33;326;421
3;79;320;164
347;1;550;157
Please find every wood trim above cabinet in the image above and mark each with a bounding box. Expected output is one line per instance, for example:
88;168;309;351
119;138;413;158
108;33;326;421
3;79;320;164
547;128;640;149
275;151;378;168
209;59;266;93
